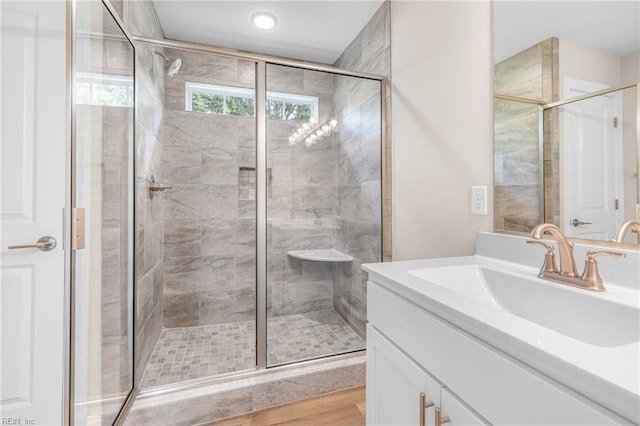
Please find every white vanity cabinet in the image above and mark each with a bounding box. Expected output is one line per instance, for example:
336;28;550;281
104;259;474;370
367;325;488;426
366;281;631;426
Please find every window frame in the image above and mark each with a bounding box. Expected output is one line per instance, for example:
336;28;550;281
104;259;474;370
184;81;318;121
76;72;134;107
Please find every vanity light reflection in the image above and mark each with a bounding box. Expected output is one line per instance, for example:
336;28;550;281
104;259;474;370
288;117;339;147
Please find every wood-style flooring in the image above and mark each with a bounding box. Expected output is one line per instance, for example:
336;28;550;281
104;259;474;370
205;386;366;426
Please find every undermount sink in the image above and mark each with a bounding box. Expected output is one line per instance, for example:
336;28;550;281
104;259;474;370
409;264;640;347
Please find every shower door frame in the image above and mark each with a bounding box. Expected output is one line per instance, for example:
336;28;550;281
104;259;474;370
129;35;389;393
68;1;139;424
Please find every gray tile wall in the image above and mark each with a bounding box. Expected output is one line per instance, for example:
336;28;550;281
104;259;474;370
266;65;338;320
101;105;133;402
494;38;559;233
106;0;166;382
159;49;258;328
159;52;341;327
134;41;166;382
331;2;389;338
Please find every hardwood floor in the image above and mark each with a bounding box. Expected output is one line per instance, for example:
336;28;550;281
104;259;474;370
205;386;366;426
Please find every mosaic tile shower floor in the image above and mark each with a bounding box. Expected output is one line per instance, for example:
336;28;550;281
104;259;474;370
140;309;365;388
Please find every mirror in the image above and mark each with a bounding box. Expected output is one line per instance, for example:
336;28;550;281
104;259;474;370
493;1;640;246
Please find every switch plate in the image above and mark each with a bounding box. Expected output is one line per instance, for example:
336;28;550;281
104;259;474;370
471;186;487;216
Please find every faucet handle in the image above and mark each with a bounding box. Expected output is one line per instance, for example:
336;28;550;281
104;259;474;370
526;240;555;251
526;240;559;275
586;250;626;261
580;250;626;291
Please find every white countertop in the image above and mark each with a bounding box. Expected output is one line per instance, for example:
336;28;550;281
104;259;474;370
363;232;640;423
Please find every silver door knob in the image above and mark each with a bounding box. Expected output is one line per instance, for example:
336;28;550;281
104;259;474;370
572;218;592;227
8;236;57;252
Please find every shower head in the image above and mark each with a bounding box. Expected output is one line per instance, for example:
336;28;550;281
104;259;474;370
152;50;183;77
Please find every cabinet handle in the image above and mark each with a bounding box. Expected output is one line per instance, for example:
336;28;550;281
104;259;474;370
435;407;450;426
420;393;435;426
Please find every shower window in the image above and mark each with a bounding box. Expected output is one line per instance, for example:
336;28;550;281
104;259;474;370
185;81;317;121
76;72;134;107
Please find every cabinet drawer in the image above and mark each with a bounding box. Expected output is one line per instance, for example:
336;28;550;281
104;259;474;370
368;282;628;425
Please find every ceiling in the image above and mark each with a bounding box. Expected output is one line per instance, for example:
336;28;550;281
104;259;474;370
494;1;640;63
151;0;385;64
151;1;638;66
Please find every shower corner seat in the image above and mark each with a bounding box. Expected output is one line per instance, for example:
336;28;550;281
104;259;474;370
287;249;353;262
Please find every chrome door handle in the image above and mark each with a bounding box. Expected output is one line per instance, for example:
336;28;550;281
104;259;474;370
572;218;592;227
8;236;57;252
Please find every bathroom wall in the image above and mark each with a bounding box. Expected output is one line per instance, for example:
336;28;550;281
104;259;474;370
134;41;166;382
390;1;493;259
105;0;167;380
266;65;338;319
159;49;257;327
559;40;622;92
158;53;338;327
331;2;389;337
494;39;559;232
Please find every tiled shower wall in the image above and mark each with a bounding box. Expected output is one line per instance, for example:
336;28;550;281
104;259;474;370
331;2;390;338
266;66;338;319
159;49;257;327
108;1;388;361
494;38;559;232
100;105;132;399
158;52;343;327
106;0;167;379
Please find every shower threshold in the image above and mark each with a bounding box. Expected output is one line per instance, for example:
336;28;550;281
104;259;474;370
140;309;365;389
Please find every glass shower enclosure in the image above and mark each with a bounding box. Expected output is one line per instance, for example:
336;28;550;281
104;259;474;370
72;1;135;424
134;44;384;389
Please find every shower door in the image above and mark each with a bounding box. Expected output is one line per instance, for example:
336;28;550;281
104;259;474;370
72;2;134;424
264;64;382;367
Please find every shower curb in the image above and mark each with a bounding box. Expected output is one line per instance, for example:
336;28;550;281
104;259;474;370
123;354;365;425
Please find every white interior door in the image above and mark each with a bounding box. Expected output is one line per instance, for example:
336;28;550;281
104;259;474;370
563;77;623;240
0;1;67;425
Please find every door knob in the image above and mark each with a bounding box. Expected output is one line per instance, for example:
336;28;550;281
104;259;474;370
572;218;592;227
8;236;57;252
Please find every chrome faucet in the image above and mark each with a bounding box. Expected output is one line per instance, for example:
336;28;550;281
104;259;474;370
528;223;625;291
529;223;578;277
613;220;640;243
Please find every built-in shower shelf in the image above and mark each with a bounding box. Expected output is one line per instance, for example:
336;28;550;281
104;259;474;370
287;249;353;263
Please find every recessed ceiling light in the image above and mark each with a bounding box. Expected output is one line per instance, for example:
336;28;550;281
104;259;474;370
251;12;277;30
